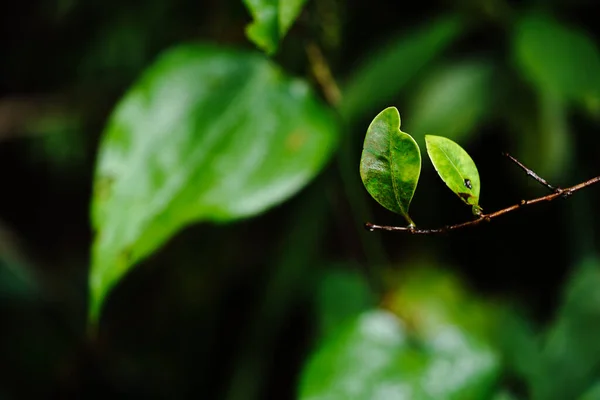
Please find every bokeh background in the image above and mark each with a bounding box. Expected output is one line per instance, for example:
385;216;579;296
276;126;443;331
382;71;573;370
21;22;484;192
1;0;600;399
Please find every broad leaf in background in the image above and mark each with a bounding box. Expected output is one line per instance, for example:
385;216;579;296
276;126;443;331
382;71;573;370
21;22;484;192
89;43;338;325
340;15;464;123
579;382;600;400
360;107;421;227
513;13;600;111
299;266;502;399
531;257;600;400
299;310;420;400
243;0;308;55
406;59;495;144
425;135;481;214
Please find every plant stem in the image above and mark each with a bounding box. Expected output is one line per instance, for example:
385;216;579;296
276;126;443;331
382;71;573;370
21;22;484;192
503;152;558;192
366;155;600;234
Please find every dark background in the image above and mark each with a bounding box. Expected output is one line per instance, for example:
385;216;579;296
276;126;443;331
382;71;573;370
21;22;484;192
0;0;599;398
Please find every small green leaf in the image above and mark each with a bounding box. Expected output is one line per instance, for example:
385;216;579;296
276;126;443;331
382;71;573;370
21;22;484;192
243;0;307;55
89;43;338;325
425;135;481;211
360;107;421;226
340;15;463;123
513;13;600;108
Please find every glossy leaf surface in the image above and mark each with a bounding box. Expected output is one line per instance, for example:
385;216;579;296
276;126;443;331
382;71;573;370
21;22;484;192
425;135;480;210
360;107;421;226
89;43;339;324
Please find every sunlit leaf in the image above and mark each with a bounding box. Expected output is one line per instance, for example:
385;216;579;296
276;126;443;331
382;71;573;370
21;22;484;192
513;13;600;108
531;257;600;400
406;59;495;144
340;15;464;123
360;107;421;226
425;135;481;213
243;0;308;55
89;43;338;325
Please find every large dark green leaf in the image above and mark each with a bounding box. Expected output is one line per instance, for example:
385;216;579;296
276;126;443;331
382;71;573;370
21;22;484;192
243;0;308;55
513;13;600;109
340;15;464;123
425;135;481;214
89;43;339;325
360;107;421;227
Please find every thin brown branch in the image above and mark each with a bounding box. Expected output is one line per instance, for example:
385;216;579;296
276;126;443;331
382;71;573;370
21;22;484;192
365;175;600;235
503;152;558;192
305;42;341;107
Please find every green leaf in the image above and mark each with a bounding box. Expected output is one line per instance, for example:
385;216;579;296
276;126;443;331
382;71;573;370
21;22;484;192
425;135;481;212
513;13;600;108
340;15;464;123
531;257;600;400
89;43;339;325
298;310;418;400
243;0;308;55
406;59;495;144
579;382;600;400
299;308;500;399
360;107;421;226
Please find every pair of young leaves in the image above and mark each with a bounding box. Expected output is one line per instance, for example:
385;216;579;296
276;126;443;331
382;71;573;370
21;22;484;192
360;106;482;227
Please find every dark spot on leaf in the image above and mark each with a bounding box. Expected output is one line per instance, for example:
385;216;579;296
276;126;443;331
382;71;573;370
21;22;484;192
464;178;472;189
458;192;473;201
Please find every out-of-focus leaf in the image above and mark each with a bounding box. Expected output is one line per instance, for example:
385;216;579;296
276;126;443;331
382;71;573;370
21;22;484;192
340;15;464;123
316;265;376;337
531;257;600;400
493;308;541;387
513;13;600;109
0;259;37;302
425;135;481;213
299;267;503;399
243;0;308;55
299;310;418;400
535;90;572;180
89;43;339;325
406;59;495;144
360;107;421;226
492;390;521;400
579;382;600;400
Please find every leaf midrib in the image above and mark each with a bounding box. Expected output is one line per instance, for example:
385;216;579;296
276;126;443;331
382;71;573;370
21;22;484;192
438;143;466;183
389;131;404;215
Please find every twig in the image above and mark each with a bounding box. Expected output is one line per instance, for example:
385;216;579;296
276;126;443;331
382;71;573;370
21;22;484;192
365;162;600;234
305;42;341;107
503;152;558;192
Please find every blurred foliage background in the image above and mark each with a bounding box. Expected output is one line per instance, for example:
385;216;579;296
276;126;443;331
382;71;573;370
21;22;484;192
1;0;600;399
